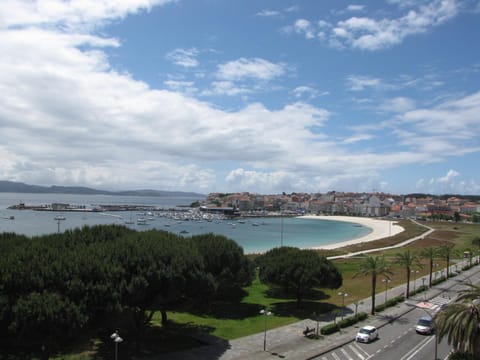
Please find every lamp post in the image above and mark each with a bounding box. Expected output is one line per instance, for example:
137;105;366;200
411;270;419;294
422;277;427;301
354;301;364;317
338;292;348;320
382;278;391;305
260;308;272;351
110;331;123;360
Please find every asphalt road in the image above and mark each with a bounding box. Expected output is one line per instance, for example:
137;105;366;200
312;268;480;360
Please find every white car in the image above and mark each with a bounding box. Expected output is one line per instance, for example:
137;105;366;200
356;325;378;343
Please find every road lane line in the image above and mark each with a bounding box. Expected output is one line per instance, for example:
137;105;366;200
348;345;366;360
340;348;354;360
400;336;433;360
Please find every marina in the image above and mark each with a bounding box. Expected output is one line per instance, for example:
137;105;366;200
0;193;375;254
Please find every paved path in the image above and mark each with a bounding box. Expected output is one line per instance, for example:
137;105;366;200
163;259;480;360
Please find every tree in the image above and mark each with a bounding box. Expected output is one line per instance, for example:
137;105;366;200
438;244;456;278
354;256;392;315
189;233;254;303
395;250;421;298
257;247;342;306
454;211;461;223
420;247;437;287
435;283;480;357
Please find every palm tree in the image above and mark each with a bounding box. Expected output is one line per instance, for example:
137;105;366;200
395;250;421;298
438;244;456;278
420;247;437;287
435;283;480;357
354;255;392;315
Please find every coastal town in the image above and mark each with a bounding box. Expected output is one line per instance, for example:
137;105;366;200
6;191;480;224
202;191;480;221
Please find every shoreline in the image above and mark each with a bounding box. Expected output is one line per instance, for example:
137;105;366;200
299;215;404;250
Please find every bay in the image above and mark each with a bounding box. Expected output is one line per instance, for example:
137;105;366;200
0;193;372;254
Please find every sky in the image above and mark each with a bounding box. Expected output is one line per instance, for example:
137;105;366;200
1;0;480;195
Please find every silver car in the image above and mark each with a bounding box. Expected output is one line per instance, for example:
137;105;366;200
416;316;435;335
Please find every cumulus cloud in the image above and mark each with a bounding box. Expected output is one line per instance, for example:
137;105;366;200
0;0;478;194
216;58;286;81
437;169;460;183
289;0;460;50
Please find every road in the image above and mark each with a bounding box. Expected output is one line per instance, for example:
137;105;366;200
312;268;480;360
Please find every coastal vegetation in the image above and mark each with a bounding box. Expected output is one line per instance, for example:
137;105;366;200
0;219;479;359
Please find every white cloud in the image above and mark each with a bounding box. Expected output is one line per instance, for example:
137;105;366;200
346;5;366;12
256;9;281;17
216;58;286;81
379;97;416;113
293;19;316;39
207;81;252;96
163;79;197;94
0;0;477;195
290;0;460;51
165;48;200;68
292;86;322;99
0;0;174;30
346;75;382;91
342;133;375;144
437;169;460;183
401;91;480;139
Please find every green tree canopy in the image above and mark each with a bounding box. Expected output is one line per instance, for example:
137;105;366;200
256;247;342;305
189;233;254;302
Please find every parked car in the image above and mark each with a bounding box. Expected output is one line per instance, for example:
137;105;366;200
416;316;435;334
356;325;378;343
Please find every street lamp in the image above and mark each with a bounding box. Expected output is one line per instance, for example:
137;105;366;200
422;277;427;301
411;270;419;294
110;331;123;360
382;278;391;305
259;308;272;351
354;301;364;317
338;292;348;320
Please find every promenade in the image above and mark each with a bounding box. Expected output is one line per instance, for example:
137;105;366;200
164;260;480;360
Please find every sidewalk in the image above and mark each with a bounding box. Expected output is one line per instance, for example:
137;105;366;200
164;262;480;360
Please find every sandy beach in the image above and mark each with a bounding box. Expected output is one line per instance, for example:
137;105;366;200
300;215;404;250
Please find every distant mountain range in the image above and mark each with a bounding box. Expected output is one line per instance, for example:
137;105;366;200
0;181;205;198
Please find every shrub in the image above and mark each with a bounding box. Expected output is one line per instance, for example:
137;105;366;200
320;323;340;335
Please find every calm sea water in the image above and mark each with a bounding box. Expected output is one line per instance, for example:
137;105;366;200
0;193;372;254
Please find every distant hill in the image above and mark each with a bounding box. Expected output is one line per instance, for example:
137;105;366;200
0;181;205;198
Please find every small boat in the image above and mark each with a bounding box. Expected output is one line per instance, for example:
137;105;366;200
137;217;147;225
54;215;66;221
252;223;259;226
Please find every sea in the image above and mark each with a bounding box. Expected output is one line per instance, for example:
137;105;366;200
0;193;372;254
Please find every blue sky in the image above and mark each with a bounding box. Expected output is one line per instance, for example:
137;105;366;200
1;0;480;195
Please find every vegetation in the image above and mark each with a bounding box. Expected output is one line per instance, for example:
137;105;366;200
435;283;480;357
395;250;421;298
353;255;392;315
0;225;253;359
255;247;342;306
0;218;479;358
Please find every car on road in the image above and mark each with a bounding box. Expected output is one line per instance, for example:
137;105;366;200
356;325;378;343
415;316;435;335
